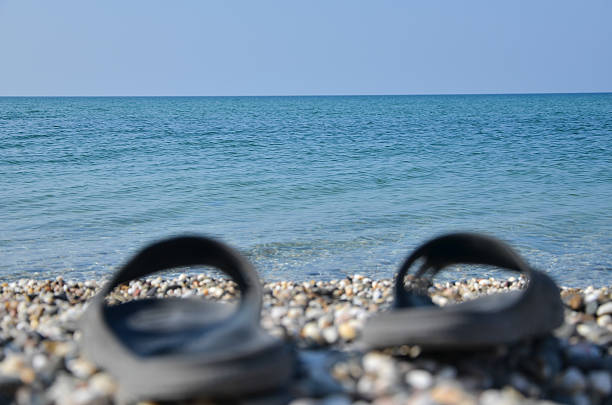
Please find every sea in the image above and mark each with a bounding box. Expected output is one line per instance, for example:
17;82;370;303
1;94;611;286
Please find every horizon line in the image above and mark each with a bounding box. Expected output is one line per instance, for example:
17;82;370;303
1;91;611;98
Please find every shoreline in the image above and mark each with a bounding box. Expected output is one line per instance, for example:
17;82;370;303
1;275;611;404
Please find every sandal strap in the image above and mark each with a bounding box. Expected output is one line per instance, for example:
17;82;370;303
99;235;262;314
394;233;532;308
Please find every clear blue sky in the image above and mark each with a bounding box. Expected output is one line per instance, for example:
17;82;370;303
1;0;610;96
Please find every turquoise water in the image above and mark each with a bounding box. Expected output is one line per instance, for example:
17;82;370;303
1;94;611;286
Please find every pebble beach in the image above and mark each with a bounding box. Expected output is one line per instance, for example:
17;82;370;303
1;275;611;405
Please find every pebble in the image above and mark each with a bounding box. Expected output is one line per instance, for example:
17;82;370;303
322;327;339;345
479;388;524;405
337;322;357;341
430;382;476;405
89;372;118;396
302;322;322;343
509;372;531;395
559;367;587;393
565;294;583;310
0;354;25;376
363;353;395;378
0;275;610;404
597;301;612;316
19;367;36;384
66;357;97;379
573;393;591;405
437;366;458;381
587;370;612;396
406;369;433;390
597;314;612;327
577;323;603;340
585;292;599;304
585;301;599;315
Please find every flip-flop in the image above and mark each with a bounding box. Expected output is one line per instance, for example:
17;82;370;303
361;232;564;350
79;236;295;404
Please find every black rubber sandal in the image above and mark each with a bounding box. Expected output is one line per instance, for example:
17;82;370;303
79;236;295;404
361;233;564;350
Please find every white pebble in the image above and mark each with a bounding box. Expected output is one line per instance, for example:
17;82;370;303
322;327;339;344
66;357;97;379
89;372;118;395
406;369;433;390
597;314;612;327
32;354;48;371
596;301;612;316
432;295;449;306
270;306;287;319
584;292;599;304
363;353;395;379
302;322;321;342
